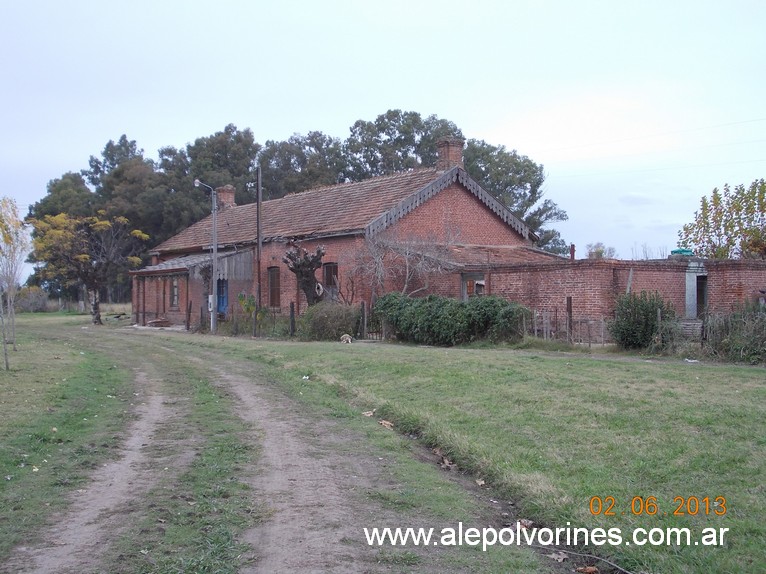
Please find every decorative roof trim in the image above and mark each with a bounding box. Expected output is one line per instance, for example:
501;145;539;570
456;169;536;241
364;167;536;241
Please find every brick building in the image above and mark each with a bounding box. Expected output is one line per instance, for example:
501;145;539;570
131;138;766;335
130;138;557;327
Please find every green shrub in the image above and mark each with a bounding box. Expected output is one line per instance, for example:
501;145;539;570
374;293;529;346
704;303;766;364
489;303;530;343
609;291;677;351
297;301;361;341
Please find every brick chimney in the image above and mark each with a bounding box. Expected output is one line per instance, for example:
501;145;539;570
436;136;465;171
216;184;236;210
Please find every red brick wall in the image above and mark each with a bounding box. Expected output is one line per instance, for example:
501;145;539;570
488;260;690;319
132;272;253;327
257;236;373;315
132;274;195;326
386;183;528;246
612;262;687;315
134;250;766;330
706;260;766;312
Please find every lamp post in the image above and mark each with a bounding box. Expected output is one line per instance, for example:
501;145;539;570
194;179;218;333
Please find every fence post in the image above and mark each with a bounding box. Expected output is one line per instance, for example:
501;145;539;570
289;302;296;337
522;312;527;338
566;296;573;345
360;301;367;339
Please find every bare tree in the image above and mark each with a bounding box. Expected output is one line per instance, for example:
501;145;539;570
283;244;326;306
0;197;31;355
350;232;458;297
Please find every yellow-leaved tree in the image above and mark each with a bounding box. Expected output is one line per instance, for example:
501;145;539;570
29;212;148;324
0;197;31;367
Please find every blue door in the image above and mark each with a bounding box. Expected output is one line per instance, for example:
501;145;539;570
217;279;228;315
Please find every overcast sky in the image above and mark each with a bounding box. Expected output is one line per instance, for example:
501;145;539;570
2;0;764;266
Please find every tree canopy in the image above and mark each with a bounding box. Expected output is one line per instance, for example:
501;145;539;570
28;110;571;301
259;131;346;199
30;212;148;323
678;179;766;259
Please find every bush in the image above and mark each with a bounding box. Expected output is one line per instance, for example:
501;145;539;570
374;293;529;346
14;286;50;313
609;291;677;351
297;301;361;341
704;303;766;364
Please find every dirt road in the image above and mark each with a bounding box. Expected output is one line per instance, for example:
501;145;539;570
5;327;524;574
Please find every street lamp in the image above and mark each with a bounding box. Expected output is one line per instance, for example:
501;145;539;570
194;178;218;333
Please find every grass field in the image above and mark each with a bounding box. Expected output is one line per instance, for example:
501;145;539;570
203;336;765;574
0;314;133;557
2;314;764;573
0;314;259;573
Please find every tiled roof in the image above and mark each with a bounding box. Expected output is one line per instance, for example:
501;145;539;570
152;167;534;254
448;244;564;267
130;251;243;275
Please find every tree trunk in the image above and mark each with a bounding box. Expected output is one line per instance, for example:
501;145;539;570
4;296;16;351
0;307;8;370
90;289;103;325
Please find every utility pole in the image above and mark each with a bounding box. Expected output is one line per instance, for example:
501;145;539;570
247;169;263;337
194;179;218;334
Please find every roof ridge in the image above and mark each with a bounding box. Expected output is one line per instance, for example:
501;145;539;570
275;167;439;199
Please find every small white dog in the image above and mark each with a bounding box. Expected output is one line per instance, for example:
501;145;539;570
340;334;353;344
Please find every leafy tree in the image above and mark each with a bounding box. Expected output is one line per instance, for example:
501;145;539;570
1;197;31;362
463;139;568;253
82;135;145;190
27;172;96;220
283;245;326;306
187;124;261;204
259;131;346;199
30;212;148;324
343;110;462;179
586;242;617;259
678;179;766;259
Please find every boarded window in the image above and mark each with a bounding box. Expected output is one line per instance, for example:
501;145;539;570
268;267;280;308
323;262;339;299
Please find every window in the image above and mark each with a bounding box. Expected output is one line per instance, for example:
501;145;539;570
170;278;179;308
268;267;281;308
323;262;339;298
462;273;485;301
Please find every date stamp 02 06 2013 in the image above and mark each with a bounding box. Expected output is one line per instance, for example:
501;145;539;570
589;495;727;517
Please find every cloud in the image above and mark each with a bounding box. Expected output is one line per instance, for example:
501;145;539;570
618;193;655;206
480;84;685;164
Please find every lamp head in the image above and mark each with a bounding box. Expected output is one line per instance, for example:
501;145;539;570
193;179;201;188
